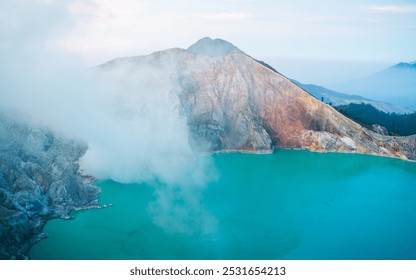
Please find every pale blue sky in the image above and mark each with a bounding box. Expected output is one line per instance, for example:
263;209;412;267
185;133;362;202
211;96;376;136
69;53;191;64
1;0;415;84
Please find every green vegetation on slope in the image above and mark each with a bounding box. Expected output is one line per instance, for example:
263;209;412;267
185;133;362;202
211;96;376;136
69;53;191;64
335;103;416;136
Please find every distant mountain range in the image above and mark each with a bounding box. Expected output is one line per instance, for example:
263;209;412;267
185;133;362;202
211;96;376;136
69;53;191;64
330;61;416;108
292;80;412;114
186;38;415;115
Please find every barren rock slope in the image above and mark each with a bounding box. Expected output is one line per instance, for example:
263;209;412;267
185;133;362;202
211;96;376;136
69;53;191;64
98;38;413;160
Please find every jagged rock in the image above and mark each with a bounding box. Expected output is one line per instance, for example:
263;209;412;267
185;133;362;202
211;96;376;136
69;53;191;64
371;124;389;135
373;133;416;160
0;114;100;259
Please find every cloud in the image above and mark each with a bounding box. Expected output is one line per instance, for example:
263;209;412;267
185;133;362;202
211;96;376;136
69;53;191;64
198;12;250;20
0;1;71;49
368;5;416;13
225;0;255;2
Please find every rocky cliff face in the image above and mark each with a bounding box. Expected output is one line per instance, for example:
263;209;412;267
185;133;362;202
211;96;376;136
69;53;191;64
0;114;100;259
98;38;414;160
373;133;416;160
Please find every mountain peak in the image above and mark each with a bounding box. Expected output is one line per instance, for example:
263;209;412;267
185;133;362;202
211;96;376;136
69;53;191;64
393;62;416;70
187;37;242;56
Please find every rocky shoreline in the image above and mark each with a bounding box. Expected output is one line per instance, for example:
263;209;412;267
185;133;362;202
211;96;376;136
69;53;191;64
0;114;101;259
1;111;415;260
209;142;416;161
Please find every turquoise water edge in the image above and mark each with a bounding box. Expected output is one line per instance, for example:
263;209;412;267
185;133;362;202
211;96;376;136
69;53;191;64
29;150;416;260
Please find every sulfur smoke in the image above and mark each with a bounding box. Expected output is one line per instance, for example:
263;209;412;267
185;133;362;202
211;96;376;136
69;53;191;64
0;0;215;188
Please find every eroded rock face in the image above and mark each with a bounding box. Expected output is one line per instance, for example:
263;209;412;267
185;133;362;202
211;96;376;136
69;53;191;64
372;133;416;160
99;43;414;160
0;114;100;259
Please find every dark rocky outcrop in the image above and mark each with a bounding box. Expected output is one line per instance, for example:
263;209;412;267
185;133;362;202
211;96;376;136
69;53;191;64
0;114;100;259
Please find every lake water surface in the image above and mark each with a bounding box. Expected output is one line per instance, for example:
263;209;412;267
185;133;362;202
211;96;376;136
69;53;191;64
29;150;416;259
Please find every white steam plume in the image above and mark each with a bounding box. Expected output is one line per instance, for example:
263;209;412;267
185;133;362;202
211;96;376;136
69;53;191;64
0;0;216;188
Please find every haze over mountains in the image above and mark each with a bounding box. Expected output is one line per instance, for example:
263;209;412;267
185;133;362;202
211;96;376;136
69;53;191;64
331;62;416;108
292;80;412;114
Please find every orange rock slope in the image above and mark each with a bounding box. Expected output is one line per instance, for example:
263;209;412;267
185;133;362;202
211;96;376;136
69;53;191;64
98;40;414;160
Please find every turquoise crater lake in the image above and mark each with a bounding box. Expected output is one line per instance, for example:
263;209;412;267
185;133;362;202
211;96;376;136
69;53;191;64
29;150;416;259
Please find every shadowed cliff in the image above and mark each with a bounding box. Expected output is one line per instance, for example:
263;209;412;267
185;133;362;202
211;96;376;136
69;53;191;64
0;114;100;259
